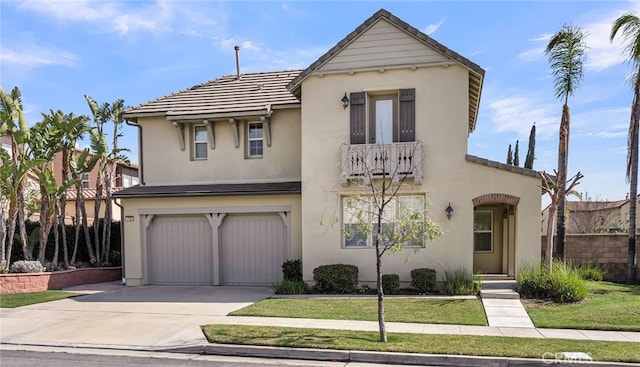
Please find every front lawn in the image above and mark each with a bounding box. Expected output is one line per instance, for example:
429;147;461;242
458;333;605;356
229;297;487;325
524;281;640;331
201;325;640;363
0;291;80;308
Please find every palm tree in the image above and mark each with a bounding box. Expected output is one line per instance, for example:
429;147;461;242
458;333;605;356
56;112;91;269
544;24;586;262
0;87;37;263
611;13;640;284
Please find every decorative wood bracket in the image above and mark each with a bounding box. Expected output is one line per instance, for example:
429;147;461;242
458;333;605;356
260;116;272;147
229;118;240;148
171;121;185;151
204;119;215;149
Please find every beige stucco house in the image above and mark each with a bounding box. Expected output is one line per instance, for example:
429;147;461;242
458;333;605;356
115;9;541;287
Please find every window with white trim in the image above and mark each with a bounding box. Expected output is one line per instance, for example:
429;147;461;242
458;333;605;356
473;210;493;252
193;125;208;160
247;122;263;157
343;195;425;248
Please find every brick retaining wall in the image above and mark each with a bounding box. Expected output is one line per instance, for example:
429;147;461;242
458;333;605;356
541;234;639;282
0;267;121;294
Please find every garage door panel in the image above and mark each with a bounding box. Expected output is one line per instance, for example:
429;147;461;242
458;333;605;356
221;214;287;286
148;216;212;285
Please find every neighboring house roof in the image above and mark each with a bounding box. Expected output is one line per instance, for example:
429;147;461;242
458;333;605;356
567;199;628;212
113;181;301;198
65;187;123;201
286;8;485;133
465;155;538;178
123;70;303;121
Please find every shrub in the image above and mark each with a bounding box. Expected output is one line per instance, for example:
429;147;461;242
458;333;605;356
382;274;400;295
442;267;480;295
109;251;122;267
10;260;46;273
312;264;358;294
518;261;587;303
282;259;302;281
576;263;603;281
273;279;307;294
410;267;436;294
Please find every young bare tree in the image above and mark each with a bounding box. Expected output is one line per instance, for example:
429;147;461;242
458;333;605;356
340;141;442;342
540;170;583;268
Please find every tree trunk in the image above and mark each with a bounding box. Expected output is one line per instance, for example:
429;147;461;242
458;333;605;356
102;170;113;264
546;204;557;269
80;186;96;264
628;78;640;284
52;203;60;271
60;195;69;269
17;200;31;261
37;187;49;264
94;177;103;265
0;200;6;266
555;104;570;262
374;202;387;343
5;205;18;266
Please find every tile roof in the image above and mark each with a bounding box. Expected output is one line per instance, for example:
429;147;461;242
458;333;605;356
567;199;628;212
112;181;301;198
123;70;303;121
287;8;485;133
465;154;539;178
64;187;124;201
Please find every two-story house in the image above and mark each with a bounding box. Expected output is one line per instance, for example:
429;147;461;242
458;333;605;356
114;9;541;287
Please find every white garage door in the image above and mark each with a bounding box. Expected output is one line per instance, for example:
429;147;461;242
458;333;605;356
220;213;287;286
148;215;213;285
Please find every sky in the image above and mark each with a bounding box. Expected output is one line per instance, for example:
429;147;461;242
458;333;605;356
1;0;639;203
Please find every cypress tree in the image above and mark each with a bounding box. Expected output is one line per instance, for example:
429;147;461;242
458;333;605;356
507;144;513;165
525;124;536;169
514;140;520;166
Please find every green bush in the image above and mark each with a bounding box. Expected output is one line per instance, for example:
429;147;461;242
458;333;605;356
382;274;400;295
577;263;603;281
518;261;587;303
312;264;358;294
282;259;302;281
410;267;436;294
273;279;307;294
442;267;480;295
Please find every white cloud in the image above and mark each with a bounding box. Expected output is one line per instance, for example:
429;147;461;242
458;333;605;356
0;44;78;69
487;96;558;138
518;46;545;63
242;41;262;52
15;0;220;37
424;20;444;35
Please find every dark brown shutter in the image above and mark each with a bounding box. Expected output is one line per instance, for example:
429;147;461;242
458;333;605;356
399;88;415;142
350;92;366;144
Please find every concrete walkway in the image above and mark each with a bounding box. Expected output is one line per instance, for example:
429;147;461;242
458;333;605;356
479;275;536;328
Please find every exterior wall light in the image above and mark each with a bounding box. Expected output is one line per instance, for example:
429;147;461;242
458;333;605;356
445;203;454;220
341;92;349;109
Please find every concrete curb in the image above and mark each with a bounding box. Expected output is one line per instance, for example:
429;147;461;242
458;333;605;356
3;341;638;367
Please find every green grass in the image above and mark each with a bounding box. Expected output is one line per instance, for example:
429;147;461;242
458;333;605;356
230;298;487;325
0;291;80;308
201;325;640;363
524;281;640;331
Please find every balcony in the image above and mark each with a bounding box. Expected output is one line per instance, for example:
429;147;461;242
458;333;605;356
340;142;423;185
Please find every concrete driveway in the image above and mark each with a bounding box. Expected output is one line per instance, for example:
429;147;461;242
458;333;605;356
0;282;273;349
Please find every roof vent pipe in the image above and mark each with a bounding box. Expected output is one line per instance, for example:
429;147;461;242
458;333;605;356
234;45;241;80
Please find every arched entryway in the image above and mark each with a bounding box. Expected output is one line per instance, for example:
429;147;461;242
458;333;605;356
472;194;519;276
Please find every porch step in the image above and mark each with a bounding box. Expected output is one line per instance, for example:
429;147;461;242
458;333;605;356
479;277;519;299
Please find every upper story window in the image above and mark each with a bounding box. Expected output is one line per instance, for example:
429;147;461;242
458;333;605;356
473;210;493;252
247;122;263;158
81;173;90;189
349;88;415;145
193;125;208;160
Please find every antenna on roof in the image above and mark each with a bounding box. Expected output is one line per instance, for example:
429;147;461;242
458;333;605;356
234;45;241;80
